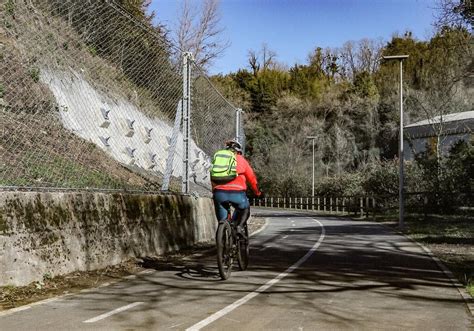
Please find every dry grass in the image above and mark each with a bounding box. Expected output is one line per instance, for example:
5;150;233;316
0;1;179;190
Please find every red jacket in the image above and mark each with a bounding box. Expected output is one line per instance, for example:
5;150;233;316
213;154;259;193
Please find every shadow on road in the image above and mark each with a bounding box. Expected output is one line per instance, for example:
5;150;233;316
43;212;468;330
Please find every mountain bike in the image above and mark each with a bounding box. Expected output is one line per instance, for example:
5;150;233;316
216;207;249;280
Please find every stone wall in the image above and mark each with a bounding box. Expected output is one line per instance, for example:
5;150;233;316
0;191;216;286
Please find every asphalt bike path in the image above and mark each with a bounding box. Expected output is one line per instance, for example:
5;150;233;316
0;209;471;330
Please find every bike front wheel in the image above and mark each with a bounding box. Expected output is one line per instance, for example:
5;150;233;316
216;221;233;280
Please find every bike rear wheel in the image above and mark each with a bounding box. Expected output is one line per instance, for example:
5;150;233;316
216;221;233;280
237;224;249;271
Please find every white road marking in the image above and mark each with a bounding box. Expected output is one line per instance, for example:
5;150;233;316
186;218;326;331
0;297;61;317
83;302;144;323
169;322;186;328
0;305;31;317
11;306;31;312
250;217;269;237
259;246;273;251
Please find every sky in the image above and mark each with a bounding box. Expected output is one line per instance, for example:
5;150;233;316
149;0;438;75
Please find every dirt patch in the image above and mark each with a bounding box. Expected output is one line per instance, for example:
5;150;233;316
0;216;266;311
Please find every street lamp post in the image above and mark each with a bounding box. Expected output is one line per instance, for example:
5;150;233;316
383;55;409;229
306;136;317;197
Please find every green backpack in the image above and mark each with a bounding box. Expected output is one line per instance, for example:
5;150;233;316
210;149;237;184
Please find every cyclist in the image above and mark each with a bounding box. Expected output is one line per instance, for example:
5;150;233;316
212;139;261;238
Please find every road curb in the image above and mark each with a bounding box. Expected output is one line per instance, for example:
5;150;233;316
250;216;268;237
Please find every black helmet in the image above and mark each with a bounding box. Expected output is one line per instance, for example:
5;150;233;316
225;139;242;153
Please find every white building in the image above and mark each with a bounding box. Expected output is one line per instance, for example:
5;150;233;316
404;111;474;160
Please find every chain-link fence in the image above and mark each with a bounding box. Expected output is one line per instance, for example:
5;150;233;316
0;0;243;195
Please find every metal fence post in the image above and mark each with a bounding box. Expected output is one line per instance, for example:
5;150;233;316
365;197;369;218
235;108;241;141
423;194;428;220
360;197;363;218
181;52;193;194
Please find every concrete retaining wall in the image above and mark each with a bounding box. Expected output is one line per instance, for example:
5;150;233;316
0;191;217;286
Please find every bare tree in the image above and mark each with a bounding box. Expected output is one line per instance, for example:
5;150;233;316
358;38;383;74
330;123;357;176
408;24;473;172
434;0;473;29
338;38;383;79
248;49;260;76
339;41;357;79
176;0;230;69
261;43;277;71
247;43;277;75
408;79;469;181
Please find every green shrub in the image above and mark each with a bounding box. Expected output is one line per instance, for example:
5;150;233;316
315;172;364;197
29;67;40;82
5;0;15;16
361;160;398;196
88;46;97;56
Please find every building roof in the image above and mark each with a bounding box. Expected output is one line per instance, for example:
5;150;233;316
404;111;474;139
405;111;474;128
